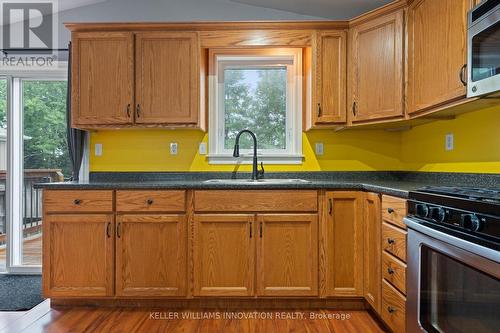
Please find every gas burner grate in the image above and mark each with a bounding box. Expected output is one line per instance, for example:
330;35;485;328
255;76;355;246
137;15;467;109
417;186;500;204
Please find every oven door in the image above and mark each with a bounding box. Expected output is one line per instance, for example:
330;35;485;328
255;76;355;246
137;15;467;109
406;217;500;333
467;5;500;97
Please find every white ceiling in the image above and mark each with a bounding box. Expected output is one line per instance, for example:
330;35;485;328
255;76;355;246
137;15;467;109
229;0;393;19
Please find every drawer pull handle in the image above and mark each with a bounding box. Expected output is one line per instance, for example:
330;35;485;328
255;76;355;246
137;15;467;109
146;198;154;205
73;199;81;205
387;238;395;245
387;306;396;314
387;267;395;274
387;207;394;214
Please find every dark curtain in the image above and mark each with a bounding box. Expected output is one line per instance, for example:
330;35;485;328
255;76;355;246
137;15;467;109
66;42;86;181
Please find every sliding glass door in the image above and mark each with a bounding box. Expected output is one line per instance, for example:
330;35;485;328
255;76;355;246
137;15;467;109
0;78;7;272
0;72;68;273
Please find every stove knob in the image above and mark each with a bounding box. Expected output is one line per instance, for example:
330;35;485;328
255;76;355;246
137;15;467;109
415;204;429;218
460;214;481;232
429;207;446;223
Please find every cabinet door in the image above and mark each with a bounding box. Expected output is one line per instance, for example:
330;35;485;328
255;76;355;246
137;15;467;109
363;193;382;312
115;215;186;297
43;214;114;297
313;31;347;125
71;32;134;126
193;214;254;296
135;32;199;124
325;191;364;296
257;214;318;296
407;0;469;114
350;10;404;122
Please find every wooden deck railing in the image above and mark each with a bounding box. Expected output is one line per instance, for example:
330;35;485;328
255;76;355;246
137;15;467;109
0;169;64;245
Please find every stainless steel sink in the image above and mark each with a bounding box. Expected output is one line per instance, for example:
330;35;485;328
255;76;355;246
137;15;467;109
203;178;311;185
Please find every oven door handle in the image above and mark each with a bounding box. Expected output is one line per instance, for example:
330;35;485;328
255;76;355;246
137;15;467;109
404;217;500;263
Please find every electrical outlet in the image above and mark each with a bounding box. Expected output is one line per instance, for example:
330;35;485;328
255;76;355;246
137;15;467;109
445;133;454;151
199;142;207;155
315;142;324;155
170;142;178;155
94;143;102;156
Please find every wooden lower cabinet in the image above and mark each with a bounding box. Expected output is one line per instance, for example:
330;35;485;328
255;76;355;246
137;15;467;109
115;214;187;297
324;191;364;296
43;214;114;297
257;214;318;296
193;214;255;297
363;193;381;312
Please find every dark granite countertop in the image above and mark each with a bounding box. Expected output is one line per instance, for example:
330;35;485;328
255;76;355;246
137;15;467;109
34;171;500;199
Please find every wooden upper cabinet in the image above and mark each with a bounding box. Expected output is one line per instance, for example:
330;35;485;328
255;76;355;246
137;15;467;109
115;215;187;297
407;0;469;114
313;30;347;126
325;191;364;296
257;214;318;296
135;32;199;125
71;32;134;126
363;192;382;313
349;10;404;123
43;214;114;297
193;214;255;297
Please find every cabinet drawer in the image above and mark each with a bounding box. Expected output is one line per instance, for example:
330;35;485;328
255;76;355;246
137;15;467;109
382;251;407;295
194;190;318;212
382;195;407;229
382;222;407;262
44;190;113;213
382;279;406;333
116;190;186;212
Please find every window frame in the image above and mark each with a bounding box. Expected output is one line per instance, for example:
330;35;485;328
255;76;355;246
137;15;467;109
208;49;303;164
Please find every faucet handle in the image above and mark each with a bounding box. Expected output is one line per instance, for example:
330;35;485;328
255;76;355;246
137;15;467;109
257;161;265;179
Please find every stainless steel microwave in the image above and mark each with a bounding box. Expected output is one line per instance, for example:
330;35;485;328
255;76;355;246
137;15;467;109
467;0;500;97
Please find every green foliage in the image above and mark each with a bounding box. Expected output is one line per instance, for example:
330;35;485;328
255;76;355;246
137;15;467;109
224;68;287;150
23;81;71;176
0;79;70;175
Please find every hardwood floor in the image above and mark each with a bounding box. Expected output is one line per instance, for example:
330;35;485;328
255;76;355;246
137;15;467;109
0;300;387;333
0;235;42;271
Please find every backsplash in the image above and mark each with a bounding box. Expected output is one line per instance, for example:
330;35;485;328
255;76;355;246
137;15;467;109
89;106;499;174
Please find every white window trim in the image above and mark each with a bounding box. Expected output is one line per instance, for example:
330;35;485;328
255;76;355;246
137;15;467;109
1;62;70;274
208;49;303;165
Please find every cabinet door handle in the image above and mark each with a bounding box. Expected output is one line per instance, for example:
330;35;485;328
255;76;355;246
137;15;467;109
259;222;263;238
352;101;357;117
387;267;395;275
317;103;322;118
249;222;252;238
387;238;395;245
328;198;333;215
136;104;141;118
459;64;467;86
106;222;111;238
126;104;131;118
117;223;121;238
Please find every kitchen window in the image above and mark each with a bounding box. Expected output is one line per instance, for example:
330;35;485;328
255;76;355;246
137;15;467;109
208;49;303;164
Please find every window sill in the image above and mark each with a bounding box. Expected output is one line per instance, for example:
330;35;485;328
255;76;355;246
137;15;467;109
207;154;304;165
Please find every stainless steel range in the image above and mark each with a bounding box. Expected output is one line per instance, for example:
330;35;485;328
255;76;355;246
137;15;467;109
405;186;500;333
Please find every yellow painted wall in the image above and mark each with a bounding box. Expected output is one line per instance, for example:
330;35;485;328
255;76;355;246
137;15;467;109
89;106;500;173
400;105;500;173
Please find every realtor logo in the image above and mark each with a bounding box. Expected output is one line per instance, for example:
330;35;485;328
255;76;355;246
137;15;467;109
1;0;58;50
